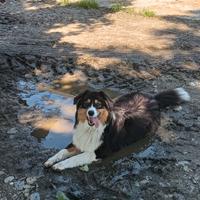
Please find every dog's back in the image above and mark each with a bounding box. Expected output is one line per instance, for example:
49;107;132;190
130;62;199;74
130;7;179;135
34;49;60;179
96;88;190;158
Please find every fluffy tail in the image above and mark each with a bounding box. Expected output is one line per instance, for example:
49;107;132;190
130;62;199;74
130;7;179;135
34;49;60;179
154;88;190;109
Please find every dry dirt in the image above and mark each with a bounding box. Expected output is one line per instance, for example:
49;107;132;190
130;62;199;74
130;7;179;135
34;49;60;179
0;0;200;199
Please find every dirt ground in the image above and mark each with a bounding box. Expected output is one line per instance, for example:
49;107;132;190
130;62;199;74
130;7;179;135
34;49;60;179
0;0;200;199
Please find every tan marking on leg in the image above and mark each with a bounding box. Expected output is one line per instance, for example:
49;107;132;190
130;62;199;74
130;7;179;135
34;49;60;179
77;108;87;123
67;146;81;153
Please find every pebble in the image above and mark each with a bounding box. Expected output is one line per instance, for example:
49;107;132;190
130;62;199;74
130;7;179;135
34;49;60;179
24;188;31;197
176;161;190;166
139;179;149;185
0;170;5;176
173;106;182;112
14;180;25;191
189;81;200;87
24;184;32;189
26;177;37;185
9;135;15;139
4;176;15;183
7;128;17;134
176;161;191;172
25;74;33;79
30;192;40;200
79;165;89;172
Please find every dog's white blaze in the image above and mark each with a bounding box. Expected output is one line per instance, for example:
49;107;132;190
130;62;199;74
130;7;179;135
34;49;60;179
73;121;105;152
87;105;98;117
175;88;191;102
44;149;74;167
52;152;96;170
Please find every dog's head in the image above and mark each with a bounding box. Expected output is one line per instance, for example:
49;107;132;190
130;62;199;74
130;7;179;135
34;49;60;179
74;90;113;128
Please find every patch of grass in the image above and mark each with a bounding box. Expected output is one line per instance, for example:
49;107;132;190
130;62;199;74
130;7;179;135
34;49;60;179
110;5;156;17
57;0;70;6
56;191;70;200
77;0;99;9
140;9;156;17
110;3;124;13
124;7;136;15
57;0;99;9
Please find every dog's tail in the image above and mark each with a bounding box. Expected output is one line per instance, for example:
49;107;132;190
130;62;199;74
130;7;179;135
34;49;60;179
154;88;190;109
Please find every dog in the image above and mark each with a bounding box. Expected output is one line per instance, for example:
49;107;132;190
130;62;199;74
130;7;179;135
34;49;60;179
44;88;190;171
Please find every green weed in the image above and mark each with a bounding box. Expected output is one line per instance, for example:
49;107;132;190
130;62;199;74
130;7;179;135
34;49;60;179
140;9;156;17
77;0;99;9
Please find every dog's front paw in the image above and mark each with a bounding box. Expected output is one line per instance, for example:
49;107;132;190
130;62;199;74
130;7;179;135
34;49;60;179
44;159;54;168
52;162;66;171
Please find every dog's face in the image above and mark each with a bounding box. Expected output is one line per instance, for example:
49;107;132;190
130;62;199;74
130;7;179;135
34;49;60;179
74;90;113;128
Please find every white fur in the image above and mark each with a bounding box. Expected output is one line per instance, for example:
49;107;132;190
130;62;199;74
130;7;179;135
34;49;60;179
175;88;191;102
45;118;105;170
44;149;75;167
73;121;105;152
52;152;96;170
87;105;98;117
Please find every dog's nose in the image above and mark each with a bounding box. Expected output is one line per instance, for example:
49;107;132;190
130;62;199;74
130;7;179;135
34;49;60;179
88;110;94;116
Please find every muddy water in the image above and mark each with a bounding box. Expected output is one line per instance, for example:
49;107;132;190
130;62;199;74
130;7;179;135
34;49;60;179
18;80;75;149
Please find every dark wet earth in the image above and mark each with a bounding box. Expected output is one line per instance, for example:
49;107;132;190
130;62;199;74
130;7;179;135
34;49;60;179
0;53;200;200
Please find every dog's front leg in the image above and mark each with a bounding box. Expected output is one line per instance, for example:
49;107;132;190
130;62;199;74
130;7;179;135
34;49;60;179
52;152;97;171
44;144;80;167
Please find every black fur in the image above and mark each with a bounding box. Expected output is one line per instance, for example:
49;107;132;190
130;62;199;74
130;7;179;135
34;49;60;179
73;88;190;159
95;89;190;159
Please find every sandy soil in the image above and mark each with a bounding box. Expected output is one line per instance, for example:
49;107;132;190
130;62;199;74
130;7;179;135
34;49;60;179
0;0;200;199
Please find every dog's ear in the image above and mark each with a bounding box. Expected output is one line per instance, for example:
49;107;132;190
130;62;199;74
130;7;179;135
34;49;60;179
99;91;113;110
73;90;88;105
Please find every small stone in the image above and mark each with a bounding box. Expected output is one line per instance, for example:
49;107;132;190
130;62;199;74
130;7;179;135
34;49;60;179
24;188;30;197
4;176;14;183
173;106;182;111
0;197;7;200
14;180;25;191
0;171;5;176
176;161;190;166
140;179;149;185
189;81;200;87
24;184;32;189
9;135;15;139
26;177;37;185
134;181;140;187
176;161;191;172
30;192;40;200
40;64;49;72
25;74;32;79
7;128;17;134
79;165;89;172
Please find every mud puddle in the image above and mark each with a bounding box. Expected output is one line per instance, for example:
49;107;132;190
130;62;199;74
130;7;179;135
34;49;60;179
18;80;75;149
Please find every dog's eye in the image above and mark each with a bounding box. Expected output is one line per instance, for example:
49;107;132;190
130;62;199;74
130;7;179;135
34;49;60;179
82;102;90;108
94;102;102;109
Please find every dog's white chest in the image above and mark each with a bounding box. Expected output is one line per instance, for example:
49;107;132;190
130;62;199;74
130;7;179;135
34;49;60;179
73;122;105;152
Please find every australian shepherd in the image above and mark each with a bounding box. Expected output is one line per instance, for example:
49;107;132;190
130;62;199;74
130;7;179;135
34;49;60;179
44;88;190;171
